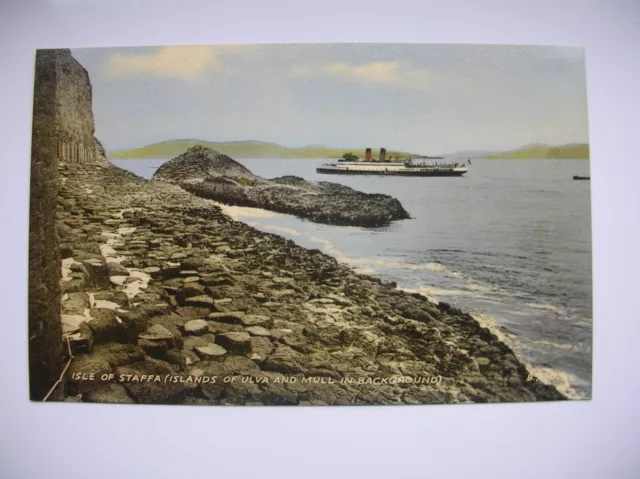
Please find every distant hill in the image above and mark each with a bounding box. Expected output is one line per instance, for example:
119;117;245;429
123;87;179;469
483;143;590;160
443;149;496;159
109;139;416;160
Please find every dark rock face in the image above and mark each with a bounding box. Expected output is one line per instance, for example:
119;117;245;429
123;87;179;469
153;146;411;228
29;50;64;401
29;49;109;401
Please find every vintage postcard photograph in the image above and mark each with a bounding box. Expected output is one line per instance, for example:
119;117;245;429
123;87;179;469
28;43;592;406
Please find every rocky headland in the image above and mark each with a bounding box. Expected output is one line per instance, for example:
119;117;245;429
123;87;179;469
152;146;411;228
30;49;566;406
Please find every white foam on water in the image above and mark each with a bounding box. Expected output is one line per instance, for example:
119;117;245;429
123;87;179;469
239;219;480;293
262;225;301;237
344;254;523;304
472;311;584;400
353;267;376;276
525;338;575;351
528;366;583;400
466;282;501;293
300;234;525;310
473;312;522;346
307;235;346;258
401;285;500;305
526;302;563;314
399;287;440;304
336;254;468;282
570;313;593;324
404;285;465;297
213;202;281;220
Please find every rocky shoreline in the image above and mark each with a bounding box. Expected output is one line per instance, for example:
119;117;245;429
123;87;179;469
56;159;566;405
152;146;411;228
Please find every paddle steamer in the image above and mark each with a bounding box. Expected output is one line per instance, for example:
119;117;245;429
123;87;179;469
316;148;468;177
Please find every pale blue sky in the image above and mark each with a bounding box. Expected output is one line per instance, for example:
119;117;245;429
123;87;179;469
71;43;589;155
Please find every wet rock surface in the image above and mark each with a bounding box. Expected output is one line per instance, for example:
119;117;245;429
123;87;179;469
152;146;411;228
57;160;566;406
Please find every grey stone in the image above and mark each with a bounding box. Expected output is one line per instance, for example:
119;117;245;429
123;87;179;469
246;326;272;337
215;332;252;354
185;295;216;309
241;314;273;329
138;338;168;357
184;319;210;335
139;324;174;343
195;344;228;360
207;311;244;324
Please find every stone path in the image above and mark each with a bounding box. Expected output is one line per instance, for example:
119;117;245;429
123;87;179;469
56;161;565;405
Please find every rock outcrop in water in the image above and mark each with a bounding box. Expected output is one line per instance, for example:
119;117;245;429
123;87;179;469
152;146;411;228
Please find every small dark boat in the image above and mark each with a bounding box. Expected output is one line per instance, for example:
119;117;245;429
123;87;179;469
573;175;590;180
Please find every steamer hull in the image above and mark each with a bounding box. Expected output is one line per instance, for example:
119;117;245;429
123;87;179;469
317;148;469;177
316;166;467;176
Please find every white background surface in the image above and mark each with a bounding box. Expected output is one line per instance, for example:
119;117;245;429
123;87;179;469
1;1;639;477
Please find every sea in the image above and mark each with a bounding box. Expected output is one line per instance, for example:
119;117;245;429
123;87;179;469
110;157;593;399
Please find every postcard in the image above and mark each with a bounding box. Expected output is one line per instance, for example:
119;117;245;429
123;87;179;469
28;43;592;405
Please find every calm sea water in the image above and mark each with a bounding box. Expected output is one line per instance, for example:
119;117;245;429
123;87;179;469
110;157;593;399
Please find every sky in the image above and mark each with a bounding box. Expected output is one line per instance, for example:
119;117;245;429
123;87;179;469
70;43;590;155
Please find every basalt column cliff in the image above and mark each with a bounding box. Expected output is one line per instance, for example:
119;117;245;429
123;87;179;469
29;49;107;400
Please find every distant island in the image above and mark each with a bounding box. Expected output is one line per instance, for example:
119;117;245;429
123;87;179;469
109;139;590;161
481;143;590;160
109;139;415;160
